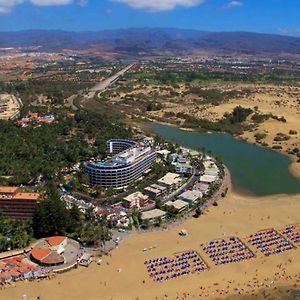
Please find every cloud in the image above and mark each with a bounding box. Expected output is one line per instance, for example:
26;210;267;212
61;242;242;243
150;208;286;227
104;8;113;14
278;27;300;36
0;0;73;13
30;0;72;5
226;1;243;8
0;0;23;13
110;0;205;12
78;0;88;7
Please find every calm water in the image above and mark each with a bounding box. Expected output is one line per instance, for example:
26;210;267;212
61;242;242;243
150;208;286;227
150;123;300;196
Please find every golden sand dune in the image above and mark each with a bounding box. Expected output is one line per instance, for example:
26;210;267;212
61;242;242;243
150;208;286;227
1;191;300;300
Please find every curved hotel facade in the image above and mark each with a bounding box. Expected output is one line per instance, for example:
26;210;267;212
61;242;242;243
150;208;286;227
106;139;137;154
84;139;157;188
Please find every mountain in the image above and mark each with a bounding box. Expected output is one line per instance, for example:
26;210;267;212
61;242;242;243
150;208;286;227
0;28;300;57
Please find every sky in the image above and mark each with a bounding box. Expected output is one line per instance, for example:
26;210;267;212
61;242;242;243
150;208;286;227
0;0;299;36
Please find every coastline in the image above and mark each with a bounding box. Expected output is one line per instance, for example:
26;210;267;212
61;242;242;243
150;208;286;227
141;119;300;182
289;160;300;180
1;121;299;300
1;190;299;300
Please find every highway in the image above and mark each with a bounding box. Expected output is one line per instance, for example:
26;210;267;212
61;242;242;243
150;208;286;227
86;64;134;99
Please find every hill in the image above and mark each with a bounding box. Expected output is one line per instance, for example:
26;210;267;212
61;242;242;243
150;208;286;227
0;28;300;57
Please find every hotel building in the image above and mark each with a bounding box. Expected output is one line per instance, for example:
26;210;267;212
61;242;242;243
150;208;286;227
0;186;41;219
84;139;157;188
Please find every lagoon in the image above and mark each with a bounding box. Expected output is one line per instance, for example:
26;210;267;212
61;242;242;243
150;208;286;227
150;123;300;196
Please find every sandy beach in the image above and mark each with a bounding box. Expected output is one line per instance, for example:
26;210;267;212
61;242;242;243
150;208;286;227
289;162;300;180
1;189;299;300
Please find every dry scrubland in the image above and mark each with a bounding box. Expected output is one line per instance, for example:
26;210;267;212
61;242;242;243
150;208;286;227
0;93;20;120
105;82;300;178
1;190;300;300
201;85;300;144
197;84;300;178
207;84;300;178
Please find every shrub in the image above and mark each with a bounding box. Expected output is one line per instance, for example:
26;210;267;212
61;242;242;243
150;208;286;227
273;133;290;141
229;106;253;124
254;132;267;141
289;130;298;135
251;113;271;123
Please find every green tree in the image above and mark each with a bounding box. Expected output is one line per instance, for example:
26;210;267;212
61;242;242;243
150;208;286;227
67;204;83;235
33;193;68;238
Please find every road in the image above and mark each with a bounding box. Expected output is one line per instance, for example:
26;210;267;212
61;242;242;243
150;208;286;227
66;94;79;111
164;170;196;202
86;64;134;99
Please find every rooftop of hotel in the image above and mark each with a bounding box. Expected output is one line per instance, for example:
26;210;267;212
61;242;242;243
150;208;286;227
91;142;154;168
113;142;151;159
0;186;40;201
0;186;19;194
11;192;40;201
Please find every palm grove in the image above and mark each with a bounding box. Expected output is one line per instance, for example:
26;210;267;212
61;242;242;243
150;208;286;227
0;108;131;252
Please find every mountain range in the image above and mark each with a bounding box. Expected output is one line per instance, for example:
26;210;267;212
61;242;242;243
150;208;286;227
1;28;300;57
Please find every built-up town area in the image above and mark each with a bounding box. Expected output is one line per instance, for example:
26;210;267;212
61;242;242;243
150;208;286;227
0;127;226;285
0;49;299;295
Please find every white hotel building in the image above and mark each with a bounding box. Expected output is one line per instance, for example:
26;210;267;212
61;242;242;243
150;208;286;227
84;139;157;188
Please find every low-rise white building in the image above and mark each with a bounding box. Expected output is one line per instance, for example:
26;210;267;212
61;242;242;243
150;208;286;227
158;172;182;190
193;182;210;194
165;200;189;213
123;192;150;209
144;184;167;199
156;149;171;159
199;174;217;184
141;209;166;223
203;161;219;176
178;190;202;204
175;162;193;175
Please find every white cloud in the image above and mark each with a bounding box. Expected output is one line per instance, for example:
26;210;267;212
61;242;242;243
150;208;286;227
278;27;300;36
104;8;113;14
0;0;23;13
0;0;73;13
226;1;243;8
111;0;204;12
78;0;88;7
30;0;72;5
